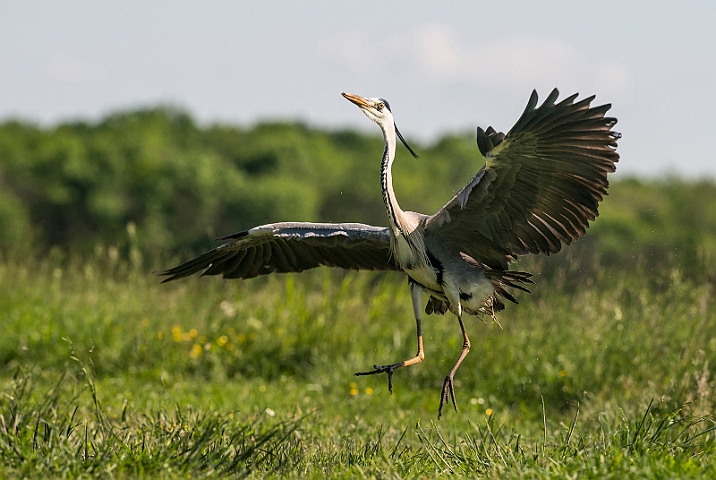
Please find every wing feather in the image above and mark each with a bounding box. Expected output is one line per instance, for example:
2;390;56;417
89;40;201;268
235;246;257;279
159;222;397;282
425;88;619;268
275;238;299;269
267;239;290;270
221;249;247;277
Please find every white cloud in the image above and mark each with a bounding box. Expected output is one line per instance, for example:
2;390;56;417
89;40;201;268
42;51;109;86
414;25;459;74
316;28;410;76
453;34;587;87
317;24;634;100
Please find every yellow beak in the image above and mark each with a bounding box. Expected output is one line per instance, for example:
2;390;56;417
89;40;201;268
341;92;373;109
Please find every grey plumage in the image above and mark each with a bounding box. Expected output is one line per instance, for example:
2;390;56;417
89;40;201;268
425;89;619;271
160;89;619;419
160;222;396;281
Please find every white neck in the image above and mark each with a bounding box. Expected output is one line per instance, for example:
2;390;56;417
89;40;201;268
380;121;405;236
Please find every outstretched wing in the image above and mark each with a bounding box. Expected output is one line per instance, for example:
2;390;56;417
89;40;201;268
159;222;397;282
425;88;620;269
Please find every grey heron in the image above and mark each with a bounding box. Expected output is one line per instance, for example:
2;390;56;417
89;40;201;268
160;89;619;418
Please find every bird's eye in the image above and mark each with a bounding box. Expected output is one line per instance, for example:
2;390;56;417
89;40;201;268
376;102;385;111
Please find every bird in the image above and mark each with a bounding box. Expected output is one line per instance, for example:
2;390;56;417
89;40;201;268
159;89;620;418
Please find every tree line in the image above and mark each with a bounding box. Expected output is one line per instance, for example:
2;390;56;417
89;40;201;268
1;107;714;279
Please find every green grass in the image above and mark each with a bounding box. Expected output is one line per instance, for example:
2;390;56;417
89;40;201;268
1;254;715;478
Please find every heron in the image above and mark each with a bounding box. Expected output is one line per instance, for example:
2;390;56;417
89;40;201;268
160;89;619;418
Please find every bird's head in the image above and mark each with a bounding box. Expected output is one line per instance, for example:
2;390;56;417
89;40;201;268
342;92;393;125
342;92;419;158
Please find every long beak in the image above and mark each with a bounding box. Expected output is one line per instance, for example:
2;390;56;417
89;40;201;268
341;92;372;109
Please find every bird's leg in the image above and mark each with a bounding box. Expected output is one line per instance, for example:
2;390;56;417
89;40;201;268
355;282;425;394
438;304;471;419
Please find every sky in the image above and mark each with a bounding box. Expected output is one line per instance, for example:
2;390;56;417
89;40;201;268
1;1;715;178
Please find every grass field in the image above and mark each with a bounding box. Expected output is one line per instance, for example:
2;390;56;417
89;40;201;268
1;253;715;478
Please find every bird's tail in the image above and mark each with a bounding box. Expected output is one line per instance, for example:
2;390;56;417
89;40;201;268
484;269;534;313
424;268;533;317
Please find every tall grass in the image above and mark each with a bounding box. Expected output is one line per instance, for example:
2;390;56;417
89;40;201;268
1;253;715;477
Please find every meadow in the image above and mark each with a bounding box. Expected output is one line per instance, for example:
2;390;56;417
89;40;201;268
1;251;715;478
1;110;716;477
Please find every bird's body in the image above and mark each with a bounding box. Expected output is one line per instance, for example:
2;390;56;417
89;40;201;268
380;200;497;317
160;89;619;417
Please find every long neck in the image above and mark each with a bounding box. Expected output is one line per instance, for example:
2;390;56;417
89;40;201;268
380;122;405;235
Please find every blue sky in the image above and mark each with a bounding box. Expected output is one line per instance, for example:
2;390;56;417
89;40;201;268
2;1;715;177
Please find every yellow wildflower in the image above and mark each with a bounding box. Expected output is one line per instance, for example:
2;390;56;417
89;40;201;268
189;344;202;359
